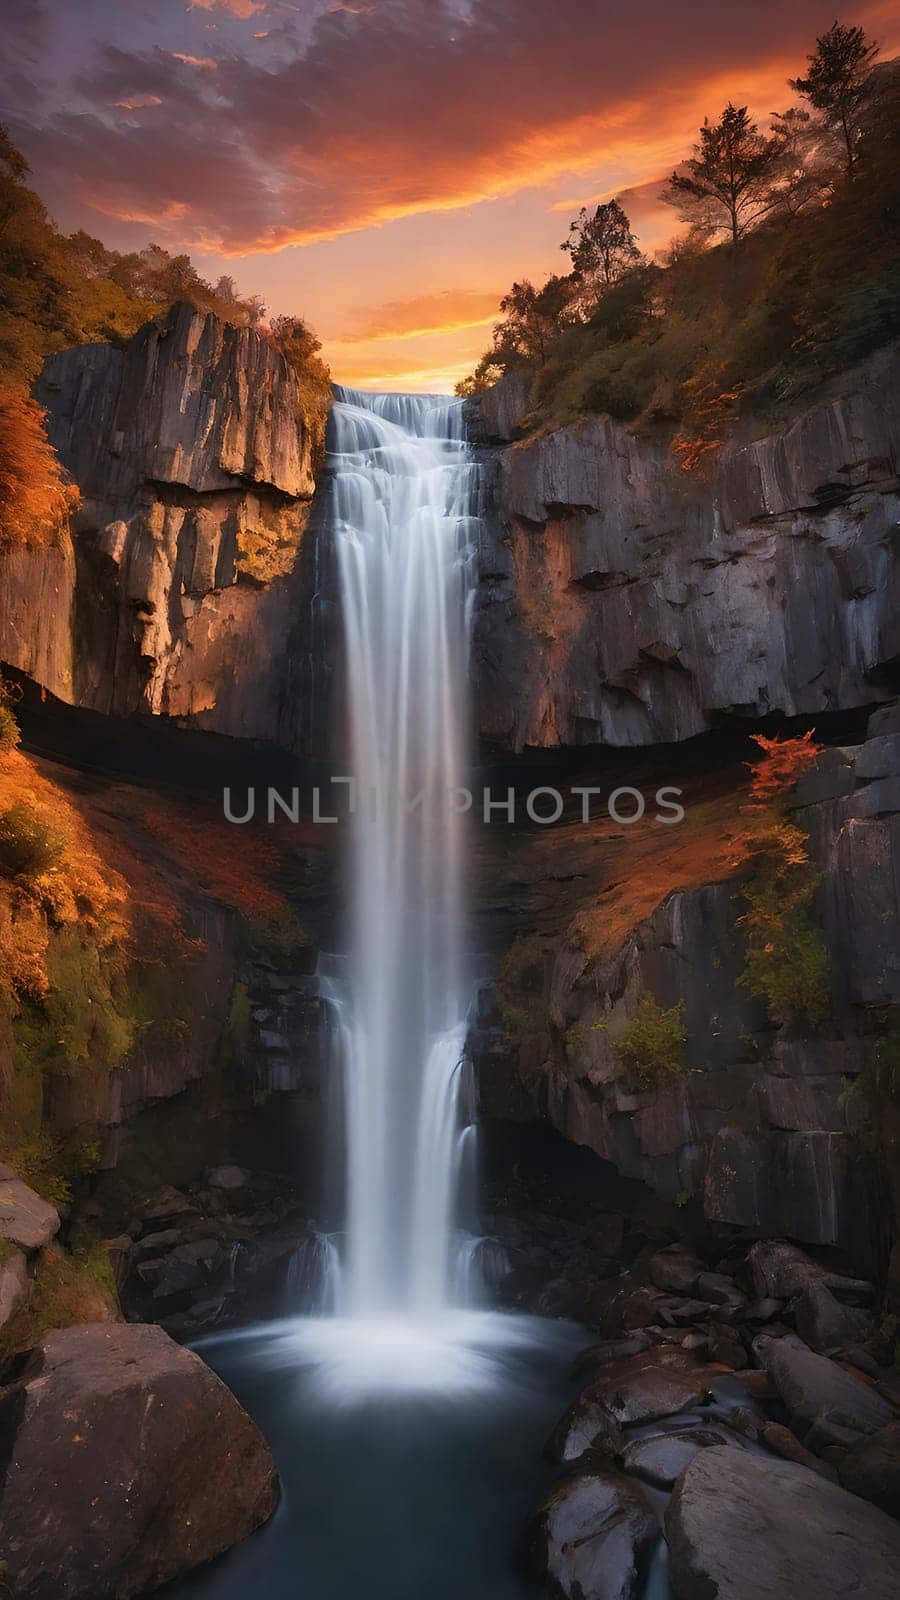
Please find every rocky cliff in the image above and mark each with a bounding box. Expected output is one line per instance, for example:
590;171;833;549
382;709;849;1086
0;304;332;750
472;703;900;1285
471;345;900;750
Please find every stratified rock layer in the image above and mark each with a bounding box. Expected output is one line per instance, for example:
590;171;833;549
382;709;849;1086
0;303;331;749
474;344;900;749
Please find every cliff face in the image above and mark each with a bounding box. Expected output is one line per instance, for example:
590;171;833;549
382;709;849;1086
472;345;900;750
0;304;331;751
472;702;900;1281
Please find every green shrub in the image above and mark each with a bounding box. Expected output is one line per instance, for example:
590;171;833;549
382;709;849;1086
617;995;687;1086
0;801;64;880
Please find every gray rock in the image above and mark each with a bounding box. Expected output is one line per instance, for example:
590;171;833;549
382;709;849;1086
583;1348;711;1427
530;1468;659;1600
648;1249;702;1295
757;1333;892;1447
0;1322;279;1599
207;1165;250;1191
794;1279;871;1353
572;1333;652;1378
666;1447;900;1600
0;1246;29;1331
547;1393;623;1464
474;344;900;752
839;1423;900;1519
0;1173;60;1253
621;1428;735;1489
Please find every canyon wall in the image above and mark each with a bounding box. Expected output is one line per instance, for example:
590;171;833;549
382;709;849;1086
471;345;900;750
472;703;900;1281
0;303;334;753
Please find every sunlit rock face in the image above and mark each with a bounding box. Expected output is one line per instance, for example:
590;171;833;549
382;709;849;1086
473;343;900;751
0;303;332;751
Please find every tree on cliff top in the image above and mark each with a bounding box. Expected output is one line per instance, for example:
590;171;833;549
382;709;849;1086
663;103;787;244
561;200;644;311
791;20;880;178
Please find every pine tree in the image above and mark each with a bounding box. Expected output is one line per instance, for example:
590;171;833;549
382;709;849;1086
790;20;880;179
664;104;786;243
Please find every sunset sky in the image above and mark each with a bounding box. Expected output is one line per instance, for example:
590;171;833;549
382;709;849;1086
4;0;899;390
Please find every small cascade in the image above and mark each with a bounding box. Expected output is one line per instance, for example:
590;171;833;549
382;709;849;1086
285;1231;344;1316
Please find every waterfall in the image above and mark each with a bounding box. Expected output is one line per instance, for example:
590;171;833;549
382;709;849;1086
328;386;479;1321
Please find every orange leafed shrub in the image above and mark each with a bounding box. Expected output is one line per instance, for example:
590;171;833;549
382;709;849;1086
0;385;77;548
746;730;823;805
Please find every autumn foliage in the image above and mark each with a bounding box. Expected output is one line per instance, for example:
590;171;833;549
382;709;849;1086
745;729;823;804
0;385;77;548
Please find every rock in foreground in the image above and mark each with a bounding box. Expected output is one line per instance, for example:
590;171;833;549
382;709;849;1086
666;1446;900;1600
530;1467;658;1600
0;1322;279;1599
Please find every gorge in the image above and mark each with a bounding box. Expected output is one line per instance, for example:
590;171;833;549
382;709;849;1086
2;304;900;1600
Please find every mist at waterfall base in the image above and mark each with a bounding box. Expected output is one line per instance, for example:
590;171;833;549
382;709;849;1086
163;391;584;1600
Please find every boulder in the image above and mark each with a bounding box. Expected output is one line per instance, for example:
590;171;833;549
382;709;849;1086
547;1393;623;1464
0;1245;29;1331
648;1248;702;1295
793;1279;871;1353
0;1321;279;1599
582;1347;711;1428
747;1239;872;1304
529;1468;659;1600
572;1333;651;1378
760;1421;837;1480
839;1423;900;1519
666;1447;900;1600
0;1170;60;1253
756;1333;892;1449
207;1165;250;1192
621;1428;736;1489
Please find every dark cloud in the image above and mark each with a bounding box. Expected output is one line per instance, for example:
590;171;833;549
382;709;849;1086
3;0;882;253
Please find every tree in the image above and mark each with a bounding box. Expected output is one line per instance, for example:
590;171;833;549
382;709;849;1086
490;275;574;367
0;386;77;548
790;20;879;179
561;199;643;311
664;103;787;243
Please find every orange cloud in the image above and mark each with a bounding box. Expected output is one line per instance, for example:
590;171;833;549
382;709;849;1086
189;0;263;17
338;289;501;345
111;94;163;110
169;52;218;68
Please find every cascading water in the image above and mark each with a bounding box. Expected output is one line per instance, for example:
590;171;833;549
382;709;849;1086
327;386;479;1322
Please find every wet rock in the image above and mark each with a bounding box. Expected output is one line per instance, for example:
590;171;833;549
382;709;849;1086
573;1333;652;1378
839;1423;900;1520
793;1279;872;1353
666;1447;900;1600
547;1394;623;1464
648;1248;701;1295
757;1333;892;1448
584;1348;711;1427
207;1165;250;1192
748;1239;872;1304
695;1271;745;1313
761;1421;838;1480
529;1467;659;1600
621;1428;736;1489
0;1168;60;1254
0;1322;279;1599
706;1332;748;1371
738;1296;783;1324
658;1298;711;1327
